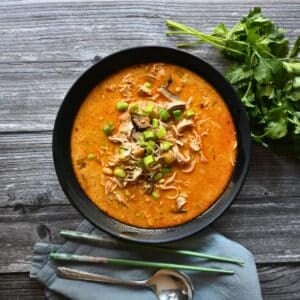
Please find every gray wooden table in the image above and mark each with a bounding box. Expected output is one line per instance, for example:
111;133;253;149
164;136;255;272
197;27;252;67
0;0;299;299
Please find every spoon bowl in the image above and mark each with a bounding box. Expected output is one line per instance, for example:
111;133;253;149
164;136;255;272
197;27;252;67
148;269;194;300
57;267;194;300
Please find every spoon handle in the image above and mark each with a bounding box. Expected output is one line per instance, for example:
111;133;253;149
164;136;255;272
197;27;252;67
57;266;146;287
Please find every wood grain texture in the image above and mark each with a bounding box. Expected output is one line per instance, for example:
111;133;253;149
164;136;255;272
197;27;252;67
0;0;299;131
0;273;45;300
0;264;299;300
0;132;299;272
1;132;300;205
0;202;300;274
0;0;299;299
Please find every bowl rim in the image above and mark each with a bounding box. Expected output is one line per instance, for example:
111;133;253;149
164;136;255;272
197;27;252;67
53;45;251;243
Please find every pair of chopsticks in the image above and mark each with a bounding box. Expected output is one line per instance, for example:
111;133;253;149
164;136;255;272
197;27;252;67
49;230;244;275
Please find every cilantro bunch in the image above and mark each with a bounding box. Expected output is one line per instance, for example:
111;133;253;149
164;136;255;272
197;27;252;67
166;7;300;148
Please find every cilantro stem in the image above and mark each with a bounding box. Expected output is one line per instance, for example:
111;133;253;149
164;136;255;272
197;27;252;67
166;20;246;57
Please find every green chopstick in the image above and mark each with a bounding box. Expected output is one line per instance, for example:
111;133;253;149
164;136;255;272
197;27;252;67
60;230;244;266
49;252;234;274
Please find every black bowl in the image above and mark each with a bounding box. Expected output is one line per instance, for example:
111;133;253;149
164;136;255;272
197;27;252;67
53;46;251;243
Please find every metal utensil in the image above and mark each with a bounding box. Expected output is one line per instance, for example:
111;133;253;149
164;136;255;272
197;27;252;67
58;267;194;300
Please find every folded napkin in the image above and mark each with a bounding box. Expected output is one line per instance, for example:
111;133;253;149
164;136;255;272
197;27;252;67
30;220;262;300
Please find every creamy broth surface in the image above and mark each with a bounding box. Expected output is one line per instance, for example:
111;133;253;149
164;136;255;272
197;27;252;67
71;63;237;228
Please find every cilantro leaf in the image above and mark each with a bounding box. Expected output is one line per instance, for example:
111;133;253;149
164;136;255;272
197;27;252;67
289;36;300;58
226;64;253;84
166;7;300;155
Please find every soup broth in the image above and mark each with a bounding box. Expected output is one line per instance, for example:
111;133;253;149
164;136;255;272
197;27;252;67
71;63;237;228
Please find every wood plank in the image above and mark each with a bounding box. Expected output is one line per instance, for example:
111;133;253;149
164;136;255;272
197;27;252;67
258;264;300;300
0;273;45;300
0;264;299;300
1;132;300;206
0;0;299;131
0;197;299;274
0;1;299;298
0;131;299;272
0;205;81;273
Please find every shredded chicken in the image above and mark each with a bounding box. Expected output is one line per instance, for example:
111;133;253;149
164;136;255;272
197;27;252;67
189;137;201;152
100;74;215;208
177;119;194;133
146;63;165;81
167;137;184;147
164;172;177;185
181;159;197;173
157;184;179;199
172;124;183;137
200;151;208;163
198;118;221;130
114;192;129;207
175;196;187;213
105;181;117;195
119;73;135;99
190;129;202;152
125;167;143;182
172;145;191;164
186;96;193;109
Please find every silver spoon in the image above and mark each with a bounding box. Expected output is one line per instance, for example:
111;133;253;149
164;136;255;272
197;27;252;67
57;267;194;300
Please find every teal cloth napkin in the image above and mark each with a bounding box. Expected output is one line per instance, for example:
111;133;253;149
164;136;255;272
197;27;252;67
30;220;262;300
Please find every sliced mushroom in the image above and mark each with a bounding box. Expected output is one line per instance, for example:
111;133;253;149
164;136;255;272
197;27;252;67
158;87;186;111
132;114;151;129
177;119;194;133
108;134;127;144
132;146;145;158
108;116;133;143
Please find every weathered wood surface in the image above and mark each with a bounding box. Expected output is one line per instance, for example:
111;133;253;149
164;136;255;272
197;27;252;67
0;0;299;299
0;0;299;132
0;133;299;272
0;264;299;300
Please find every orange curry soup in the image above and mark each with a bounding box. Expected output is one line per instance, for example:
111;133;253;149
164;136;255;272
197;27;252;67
71;63;237;228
